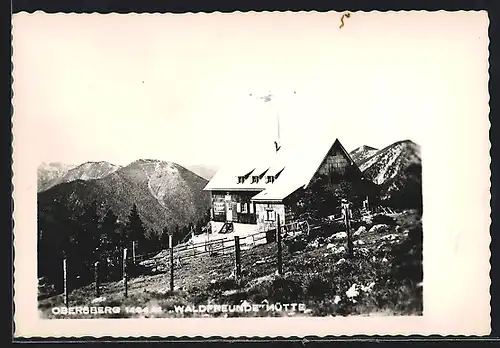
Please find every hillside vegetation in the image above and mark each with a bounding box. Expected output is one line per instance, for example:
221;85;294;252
37;160;212;295
39;210;422;318
38;160;210;234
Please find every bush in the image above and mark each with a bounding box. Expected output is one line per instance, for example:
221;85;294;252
306;220;345;241
286;237;308;253
127;263;153;278
311;300;337;316
322;220;345;237
207;277;239;292
389;223;423;283
372;214;397;226
266;276;304;303
305;274;334;300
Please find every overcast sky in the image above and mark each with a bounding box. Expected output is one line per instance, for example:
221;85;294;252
12;11;488;169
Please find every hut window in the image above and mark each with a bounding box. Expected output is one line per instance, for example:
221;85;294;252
242;203;248;213
249;203;254;214
266;210;275;221
238;176;245;183
266;176;275;183
252;176;259;183
236;203;241;213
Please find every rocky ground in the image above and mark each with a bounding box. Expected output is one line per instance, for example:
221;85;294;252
38;210;423;319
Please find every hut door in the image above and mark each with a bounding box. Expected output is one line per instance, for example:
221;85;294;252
226;202;233;222
232;202;238;222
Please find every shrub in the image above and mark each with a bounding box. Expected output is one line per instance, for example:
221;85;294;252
127;263;153;278
247;289;266;304
372;214;397;226
206;277;239;292
311;300;337;316
286;238;308;253
305;274;334;300
389;224;423;283
322;220;346;237
266;276;304;303
188;286;211;305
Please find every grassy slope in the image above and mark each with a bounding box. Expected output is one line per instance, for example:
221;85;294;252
39;211;422;318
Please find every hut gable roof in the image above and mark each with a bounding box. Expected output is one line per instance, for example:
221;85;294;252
204;138;365;201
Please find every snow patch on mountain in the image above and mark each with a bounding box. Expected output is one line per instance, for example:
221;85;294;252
349;145;379;165
37;162;77;192
143;161;180;211
359;141;420;186
52;161;122;187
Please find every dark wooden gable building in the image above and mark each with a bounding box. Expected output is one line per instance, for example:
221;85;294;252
204;138;377;233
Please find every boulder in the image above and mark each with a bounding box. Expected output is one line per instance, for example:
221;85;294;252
346;284;359;298
332;231;347;240
368;224;390;234
91;296;107;304
361;215;373;225
380;234;399;241
353;226;367;236
360;282;375;293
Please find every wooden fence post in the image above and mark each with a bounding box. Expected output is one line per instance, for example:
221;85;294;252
276;215;283;275
343;204;353;258
132;241;136;265
234;236;241;280
169;234;174;292
123;248;128;297
94;261;100;297
63;258;68;307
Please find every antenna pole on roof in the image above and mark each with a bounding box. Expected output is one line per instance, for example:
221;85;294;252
276;109;280;152
249;90;297;153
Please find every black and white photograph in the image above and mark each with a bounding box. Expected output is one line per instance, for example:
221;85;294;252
12;11;490;337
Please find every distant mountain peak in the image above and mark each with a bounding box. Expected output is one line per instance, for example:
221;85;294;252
136;159;162;163
354;145;378;152
129;159;179;167
39;161;122;192
349;145;379;165
183;164;218;180
83;160;116;165
38;157;211;236
39;161;74;167
359;139;421;185
72;160;120;169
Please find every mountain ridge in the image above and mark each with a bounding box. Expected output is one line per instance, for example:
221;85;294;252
357;139;421;207
349;145;379;165
183;164;218;181
37;160;219;191
37;160;211;235
37;162;77;192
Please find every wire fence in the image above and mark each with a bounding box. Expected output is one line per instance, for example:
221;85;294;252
57;216;311;305
57;205;391;306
